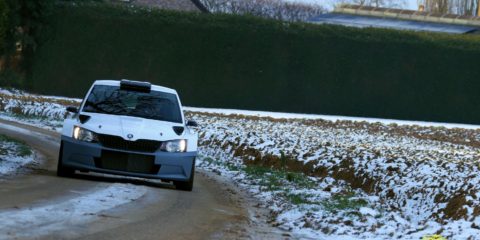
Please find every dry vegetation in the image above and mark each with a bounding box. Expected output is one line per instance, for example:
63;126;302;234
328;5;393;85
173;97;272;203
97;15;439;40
112;0;200;12
198;0;325;21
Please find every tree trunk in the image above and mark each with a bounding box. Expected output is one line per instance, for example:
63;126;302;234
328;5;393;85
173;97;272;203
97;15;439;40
477;0;480;15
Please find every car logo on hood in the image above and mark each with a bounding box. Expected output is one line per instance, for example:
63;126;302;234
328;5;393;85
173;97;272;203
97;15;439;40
127;134;134;139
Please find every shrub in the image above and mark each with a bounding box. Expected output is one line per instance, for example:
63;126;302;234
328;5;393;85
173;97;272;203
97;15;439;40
0;0;8;54
200;0;325;21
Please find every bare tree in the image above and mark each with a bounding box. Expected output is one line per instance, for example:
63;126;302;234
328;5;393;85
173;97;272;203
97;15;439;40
418;0;479;15
199;0;326;22
476;0;479;15
335;0;407;8
423;0;450;13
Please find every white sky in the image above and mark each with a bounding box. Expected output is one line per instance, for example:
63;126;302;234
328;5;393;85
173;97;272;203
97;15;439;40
406;0;418;9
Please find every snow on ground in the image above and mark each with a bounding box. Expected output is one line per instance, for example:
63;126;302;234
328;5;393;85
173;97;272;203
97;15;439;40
0;88;80;131
185;107;480;130
190;112;480;239
0;134;35;175
0;183;147;240
0;89;148;239
2;88;480;239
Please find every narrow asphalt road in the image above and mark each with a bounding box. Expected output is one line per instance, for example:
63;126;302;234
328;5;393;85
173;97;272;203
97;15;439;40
0;119;253;240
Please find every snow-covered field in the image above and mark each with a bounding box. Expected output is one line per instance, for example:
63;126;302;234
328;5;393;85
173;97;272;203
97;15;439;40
2;88;480;239
0;88;80;131
190;111;480;239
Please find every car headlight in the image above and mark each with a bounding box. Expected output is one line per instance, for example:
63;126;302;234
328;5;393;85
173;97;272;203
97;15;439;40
73;126;98;142
161;139;187;152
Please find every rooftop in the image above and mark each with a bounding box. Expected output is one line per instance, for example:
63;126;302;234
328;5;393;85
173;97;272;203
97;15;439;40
308;4;480;34
309;13;479;34
336;4;480;26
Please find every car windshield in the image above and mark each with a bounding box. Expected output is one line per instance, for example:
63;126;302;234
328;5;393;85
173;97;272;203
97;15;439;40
82;85;183;123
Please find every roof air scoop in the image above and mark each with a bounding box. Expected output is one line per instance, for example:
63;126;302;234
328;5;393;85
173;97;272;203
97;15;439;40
120;79;151;93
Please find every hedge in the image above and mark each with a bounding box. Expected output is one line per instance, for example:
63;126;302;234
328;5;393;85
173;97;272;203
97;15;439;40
28;3;480;124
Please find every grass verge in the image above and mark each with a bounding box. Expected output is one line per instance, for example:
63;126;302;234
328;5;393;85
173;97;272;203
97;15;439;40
0;134;32;157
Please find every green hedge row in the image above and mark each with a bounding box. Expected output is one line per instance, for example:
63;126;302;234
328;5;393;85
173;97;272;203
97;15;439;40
29;3;480;124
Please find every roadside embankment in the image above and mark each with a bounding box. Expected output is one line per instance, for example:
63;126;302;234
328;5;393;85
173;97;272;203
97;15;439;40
0;133;35;175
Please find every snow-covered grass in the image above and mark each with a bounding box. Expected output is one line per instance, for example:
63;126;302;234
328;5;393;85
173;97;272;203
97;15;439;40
188;112;480;239
2;88;480;239
0;88;80;131
185;106;480;129
0;134;35;175
0;183;147;239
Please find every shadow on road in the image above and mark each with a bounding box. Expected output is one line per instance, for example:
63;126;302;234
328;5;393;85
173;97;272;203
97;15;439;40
73;172;176;189
31;168;177;190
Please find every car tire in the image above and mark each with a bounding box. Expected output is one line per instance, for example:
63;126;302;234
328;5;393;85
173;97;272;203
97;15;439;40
174;161;195;191
57;142;75;177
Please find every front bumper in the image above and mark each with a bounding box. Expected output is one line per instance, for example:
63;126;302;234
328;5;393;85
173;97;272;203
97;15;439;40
61;136;196;181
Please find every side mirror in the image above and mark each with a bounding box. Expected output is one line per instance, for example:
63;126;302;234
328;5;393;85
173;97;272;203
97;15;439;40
66;106;79;113
186;120;198;127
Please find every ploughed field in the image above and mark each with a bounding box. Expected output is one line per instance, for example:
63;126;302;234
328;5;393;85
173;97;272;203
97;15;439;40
186;111;480;238
1;88;480;238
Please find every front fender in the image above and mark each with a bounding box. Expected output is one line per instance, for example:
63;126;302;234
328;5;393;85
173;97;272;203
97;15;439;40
62;118;76;137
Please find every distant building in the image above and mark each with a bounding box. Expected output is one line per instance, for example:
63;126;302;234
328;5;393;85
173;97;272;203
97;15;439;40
309;4;480;34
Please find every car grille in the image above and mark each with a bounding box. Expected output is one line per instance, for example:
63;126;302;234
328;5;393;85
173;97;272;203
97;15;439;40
95;150;159;174
98;134;162;153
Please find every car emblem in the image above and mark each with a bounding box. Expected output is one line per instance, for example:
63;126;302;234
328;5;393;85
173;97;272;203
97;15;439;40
127;134;134;139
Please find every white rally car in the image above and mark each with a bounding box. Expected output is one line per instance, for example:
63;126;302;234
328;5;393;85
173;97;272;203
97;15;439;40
58;80;198;191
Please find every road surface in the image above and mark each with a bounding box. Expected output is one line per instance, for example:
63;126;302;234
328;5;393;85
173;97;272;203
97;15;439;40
0;119;274;240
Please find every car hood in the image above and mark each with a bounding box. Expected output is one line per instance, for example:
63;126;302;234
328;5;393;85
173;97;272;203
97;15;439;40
79;112;184;141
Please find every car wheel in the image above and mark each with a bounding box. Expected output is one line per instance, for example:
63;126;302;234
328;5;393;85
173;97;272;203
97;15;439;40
57;142;75;177
174;161;195;191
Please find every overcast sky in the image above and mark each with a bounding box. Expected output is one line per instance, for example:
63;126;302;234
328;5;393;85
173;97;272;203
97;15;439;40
406;0;418;9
